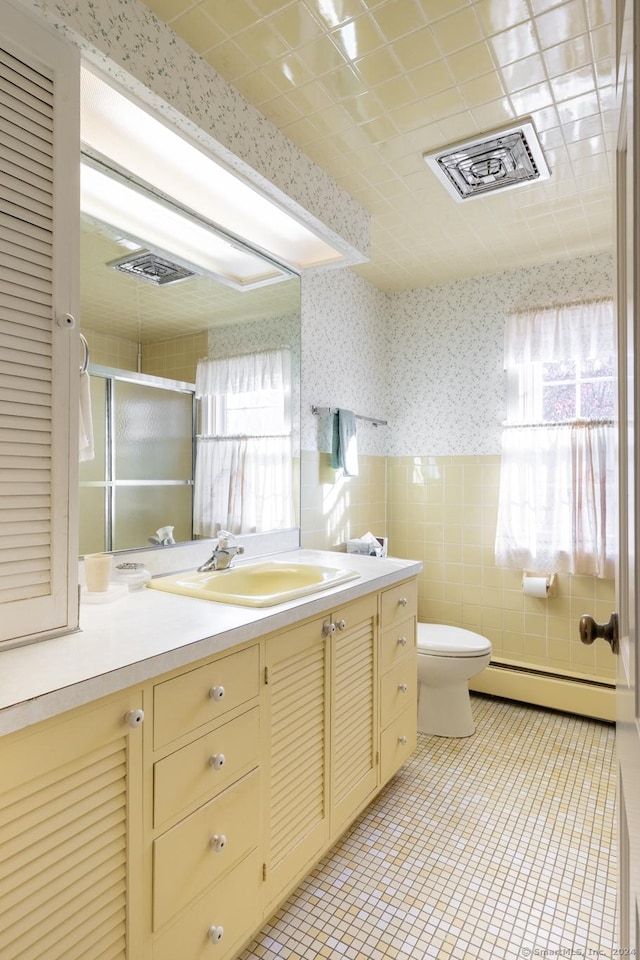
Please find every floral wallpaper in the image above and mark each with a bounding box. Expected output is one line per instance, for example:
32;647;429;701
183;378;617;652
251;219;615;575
386;252;615;457
17;0;369;262
301;270;389;457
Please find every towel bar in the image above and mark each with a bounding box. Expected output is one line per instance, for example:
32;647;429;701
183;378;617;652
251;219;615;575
311;405;387;427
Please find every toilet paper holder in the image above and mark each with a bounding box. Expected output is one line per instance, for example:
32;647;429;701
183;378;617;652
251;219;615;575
522;573;556;597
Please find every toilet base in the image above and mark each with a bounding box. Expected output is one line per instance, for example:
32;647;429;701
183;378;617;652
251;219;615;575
417;682;475;737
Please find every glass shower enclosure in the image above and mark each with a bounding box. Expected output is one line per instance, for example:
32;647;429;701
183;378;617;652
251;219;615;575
78;366;195;555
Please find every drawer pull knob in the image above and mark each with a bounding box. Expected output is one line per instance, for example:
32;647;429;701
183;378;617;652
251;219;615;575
210;833;227;853
398;735;408;745
398;597;408;607
208;925;224;944
397;636;408;646
124;708;144;728
322;620;336;637
398;683;408;694
209;753;226;770
336;619;346;631
209;685;225;701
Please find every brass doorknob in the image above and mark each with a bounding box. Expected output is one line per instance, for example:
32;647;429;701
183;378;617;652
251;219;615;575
579;612;619;655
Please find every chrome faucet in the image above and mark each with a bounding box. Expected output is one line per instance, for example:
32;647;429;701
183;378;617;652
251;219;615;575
197;532;245;572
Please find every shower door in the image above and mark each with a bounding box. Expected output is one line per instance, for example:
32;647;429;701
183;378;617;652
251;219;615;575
79;367;194;554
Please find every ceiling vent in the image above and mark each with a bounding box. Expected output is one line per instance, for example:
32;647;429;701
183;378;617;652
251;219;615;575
423;120;550;202
107;250;196;285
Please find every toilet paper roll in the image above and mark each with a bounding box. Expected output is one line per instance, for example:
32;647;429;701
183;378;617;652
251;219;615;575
523;576;550;598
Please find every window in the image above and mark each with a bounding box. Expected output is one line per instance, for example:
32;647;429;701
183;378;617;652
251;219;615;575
495;301;617;579
193;349;295;536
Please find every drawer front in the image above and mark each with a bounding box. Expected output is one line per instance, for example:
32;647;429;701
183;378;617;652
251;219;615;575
154;707;259;828
380;655;417;730
380;615;416;674
153;769;260;931
380;706;417;786
380;579;417;630
153;849;261;960
154;645;259;750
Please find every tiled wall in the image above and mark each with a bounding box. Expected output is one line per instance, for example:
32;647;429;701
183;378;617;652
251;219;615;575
299;253;617;684
82;329;138;371
387;454;616;683
141;332;208;383
300;452;386;553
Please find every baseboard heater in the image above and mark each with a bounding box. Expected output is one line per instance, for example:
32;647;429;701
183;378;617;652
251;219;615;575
469;659;615;722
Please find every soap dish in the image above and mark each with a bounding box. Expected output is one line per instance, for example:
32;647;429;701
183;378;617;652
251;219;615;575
114;562;152;591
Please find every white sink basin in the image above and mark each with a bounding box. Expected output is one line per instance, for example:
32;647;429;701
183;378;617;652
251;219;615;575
148;560;361;607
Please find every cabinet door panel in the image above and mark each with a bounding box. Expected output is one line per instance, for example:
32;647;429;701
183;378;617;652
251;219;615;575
0;692;143;960
331;597;378;831
264;619;329;904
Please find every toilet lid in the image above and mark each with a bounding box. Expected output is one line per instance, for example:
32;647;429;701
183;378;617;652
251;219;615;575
417;623;492;658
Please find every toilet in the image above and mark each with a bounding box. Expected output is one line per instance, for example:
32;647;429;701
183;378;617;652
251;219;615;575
416;623;492;738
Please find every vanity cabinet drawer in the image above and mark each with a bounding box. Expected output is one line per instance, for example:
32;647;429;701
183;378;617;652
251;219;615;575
380;616;416;674
152;849;261;960
154;706;259;828
380;706;417;786
380;580;417;630
153;769;260;931
380;656;417;729
153;645;259;750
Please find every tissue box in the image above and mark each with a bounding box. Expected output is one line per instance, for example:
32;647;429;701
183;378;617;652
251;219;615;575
347;535;388;557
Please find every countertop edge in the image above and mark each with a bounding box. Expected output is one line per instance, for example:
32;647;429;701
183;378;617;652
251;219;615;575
0;551;422;737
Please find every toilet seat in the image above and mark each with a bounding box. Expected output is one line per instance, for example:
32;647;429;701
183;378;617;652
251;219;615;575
417;623;492;658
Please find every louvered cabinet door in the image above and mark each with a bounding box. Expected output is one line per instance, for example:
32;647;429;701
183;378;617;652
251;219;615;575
0;691;144;960
330;594;378;833
263;618;330;908
0;0;80;643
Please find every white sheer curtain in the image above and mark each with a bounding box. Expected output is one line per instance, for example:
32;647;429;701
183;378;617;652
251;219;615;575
495;301;617;579
194;348;295;537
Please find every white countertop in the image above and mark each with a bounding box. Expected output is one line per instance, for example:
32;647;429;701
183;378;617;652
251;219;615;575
0;549;422;736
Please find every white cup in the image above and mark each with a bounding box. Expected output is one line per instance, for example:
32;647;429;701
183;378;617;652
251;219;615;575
84;553;112;592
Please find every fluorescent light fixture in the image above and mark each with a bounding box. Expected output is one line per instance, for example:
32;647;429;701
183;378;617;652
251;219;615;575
80;161;289;289
80;67;345;272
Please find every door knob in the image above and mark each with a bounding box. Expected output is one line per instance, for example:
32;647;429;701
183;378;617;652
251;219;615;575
579;612;619;655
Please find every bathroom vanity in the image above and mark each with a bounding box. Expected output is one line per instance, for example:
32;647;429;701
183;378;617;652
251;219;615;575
0;550;419;960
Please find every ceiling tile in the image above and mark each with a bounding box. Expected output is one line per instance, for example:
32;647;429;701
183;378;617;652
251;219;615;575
369;0;426;42
320;64;370;100
408;60;455;98
490;22;539;67
304;0;367;28
500;54;547;93
474;0;530;35
271;4;324;46
430;7;484;54
354;46;403;86
234;23;290;66
446;42;496;83
331;14;386;59
534;0;588;49
141;0;193;23
198;0;257;35
370;75;416;110
388;26;440;69
170;8;226;54
202;40;255;81
296;35;347;74
459;72;506;108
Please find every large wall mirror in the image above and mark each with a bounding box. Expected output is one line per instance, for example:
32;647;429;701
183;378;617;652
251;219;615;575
78;211;301;556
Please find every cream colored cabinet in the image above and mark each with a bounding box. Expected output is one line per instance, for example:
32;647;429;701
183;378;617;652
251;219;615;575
329;592;378;833
0;689;145;960
263;592;380;909
0;0;80;646
379;580;418;786
148;643;261;960
262;614;330;909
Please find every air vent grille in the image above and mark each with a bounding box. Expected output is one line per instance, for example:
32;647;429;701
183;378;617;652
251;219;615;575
108;251;196;285
424;120;550;201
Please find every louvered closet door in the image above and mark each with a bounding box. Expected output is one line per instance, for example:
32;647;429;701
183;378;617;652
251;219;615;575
0;691;144;960
0;0;79;644
330;594;378;832
264;618;330;907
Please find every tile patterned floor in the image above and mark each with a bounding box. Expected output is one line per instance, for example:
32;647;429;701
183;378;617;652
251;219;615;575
239;695;617;960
